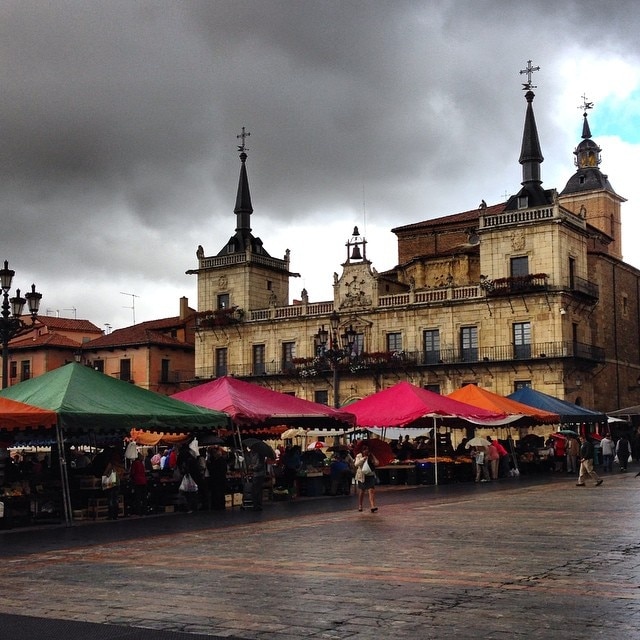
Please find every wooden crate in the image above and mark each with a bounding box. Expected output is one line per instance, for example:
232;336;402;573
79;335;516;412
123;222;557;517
87;496;124;520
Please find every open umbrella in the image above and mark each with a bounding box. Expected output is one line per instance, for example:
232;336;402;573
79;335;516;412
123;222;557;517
353;439;395;466
242;437;276;459
327;444;350;452
307;441;329;450
301;449;326;465
465;437;492;448
558;429;579;437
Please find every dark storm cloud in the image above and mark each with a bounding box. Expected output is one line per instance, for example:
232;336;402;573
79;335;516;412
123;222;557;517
0;0;639;327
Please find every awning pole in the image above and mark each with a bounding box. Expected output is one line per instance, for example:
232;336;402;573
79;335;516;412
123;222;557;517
234;424;249;477
433;417;438;486
55;421;73;526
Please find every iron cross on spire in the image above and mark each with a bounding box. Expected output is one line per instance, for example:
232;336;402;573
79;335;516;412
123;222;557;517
519;59;540;90
578;93;594;113
236;126;251;152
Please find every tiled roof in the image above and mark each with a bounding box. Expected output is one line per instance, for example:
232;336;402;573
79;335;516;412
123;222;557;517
35;316;102;333
11;332;81;350
133;316;192;331
391;202;507;233
83;325;193;350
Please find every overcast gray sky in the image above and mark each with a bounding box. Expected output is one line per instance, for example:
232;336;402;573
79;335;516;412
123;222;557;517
1;0;639;330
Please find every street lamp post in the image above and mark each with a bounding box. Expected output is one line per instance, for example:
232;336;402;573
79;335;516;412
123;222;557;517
315;311;357;408
0;260;42;389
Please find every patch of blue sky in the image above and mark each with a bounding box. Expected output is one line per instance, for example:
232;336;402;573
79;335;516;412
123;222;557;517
590;90;640;144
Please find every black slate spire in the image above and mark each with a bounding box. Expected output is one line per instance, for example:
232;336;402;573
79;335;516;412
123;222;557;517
504;63;553;211
519;90;544;187
234;150;253;239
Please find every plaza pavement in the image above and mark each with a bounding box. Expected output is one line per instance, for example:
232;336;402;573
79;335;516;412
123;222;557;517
1;466;640;640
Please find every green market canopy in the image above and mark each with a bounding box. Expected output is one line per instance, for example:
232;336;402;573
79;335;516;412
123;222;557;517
0;362;229;434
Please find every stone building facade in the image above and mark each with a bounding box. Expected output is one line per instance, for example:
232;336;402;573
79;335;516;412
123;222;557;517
187;90;640;414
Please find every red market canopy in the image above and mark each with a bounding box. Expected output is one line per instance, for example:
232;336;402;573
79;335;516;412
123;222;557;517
447;384;559;426
172;376;355;429
346;381;513;429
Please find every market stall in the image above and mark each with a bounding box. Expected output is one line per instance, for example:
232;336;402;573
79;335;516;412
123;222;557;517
345;381;514;485
173;376;356;502
447;384;560;474
0;362;230;526
0;397;58;529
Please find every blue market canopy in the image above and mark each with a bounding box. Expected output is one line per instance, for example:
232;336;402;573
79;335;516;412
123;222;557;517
0;362;229;434
507;387;606;425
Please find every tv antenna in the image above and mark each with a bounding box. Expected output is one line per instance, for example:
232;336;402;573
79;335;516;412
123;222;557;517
63;307;77;319
120;292;139;325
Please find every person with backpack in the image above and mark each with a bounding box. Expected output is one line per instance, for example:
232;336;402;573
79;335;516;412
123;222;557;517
615;436;631;472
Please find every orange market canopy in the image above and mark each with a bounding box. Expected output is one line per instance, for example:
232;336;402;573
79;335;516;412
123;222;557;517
129;429;190;447
172;376;355;429
0;396;58;434
447;384;559;426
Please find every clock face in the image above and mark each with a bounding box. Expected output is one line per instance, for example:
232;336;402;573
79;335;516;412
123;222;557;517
468;233;480;246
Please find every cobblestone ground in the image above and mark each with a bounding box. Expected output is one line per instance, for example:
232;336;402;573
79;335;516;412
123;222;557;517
1;469;640;639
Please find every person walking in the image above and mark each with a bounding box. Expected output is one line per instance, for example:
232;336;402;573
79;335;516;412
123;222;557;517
600;434;615;473
354;444;379;513
565;436;580;474
576;435;603;487
615;435;631;472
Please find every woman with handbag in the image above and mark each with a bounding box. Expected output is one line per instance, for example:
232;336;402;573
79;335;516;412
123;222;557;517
102;450;125;520
354;444;379;513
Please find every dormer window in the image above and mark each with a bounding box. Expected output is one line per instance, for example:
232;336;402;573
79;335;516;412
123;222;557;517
517;196;528;209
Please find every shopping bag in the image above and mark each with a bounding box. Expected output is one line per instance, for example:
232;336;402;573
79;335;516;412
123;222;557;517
101;470;117;490
179;473;198;492
362;460;375;476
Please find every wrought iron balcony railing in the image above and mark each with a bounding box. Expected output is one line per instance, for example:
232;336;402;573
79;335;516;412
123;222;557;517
192;340;605;380
485;273;549;296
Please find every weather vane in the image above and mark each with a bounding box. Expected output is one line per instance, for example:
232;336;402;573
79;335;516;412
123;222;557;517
578;93;594;113
519;59;540;90
236;126;250;153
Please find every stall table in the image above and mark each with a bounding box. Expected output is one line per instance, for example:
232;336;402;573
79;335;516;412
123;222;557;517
297;470;329;497
376;464;417;485
0;495;31;529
